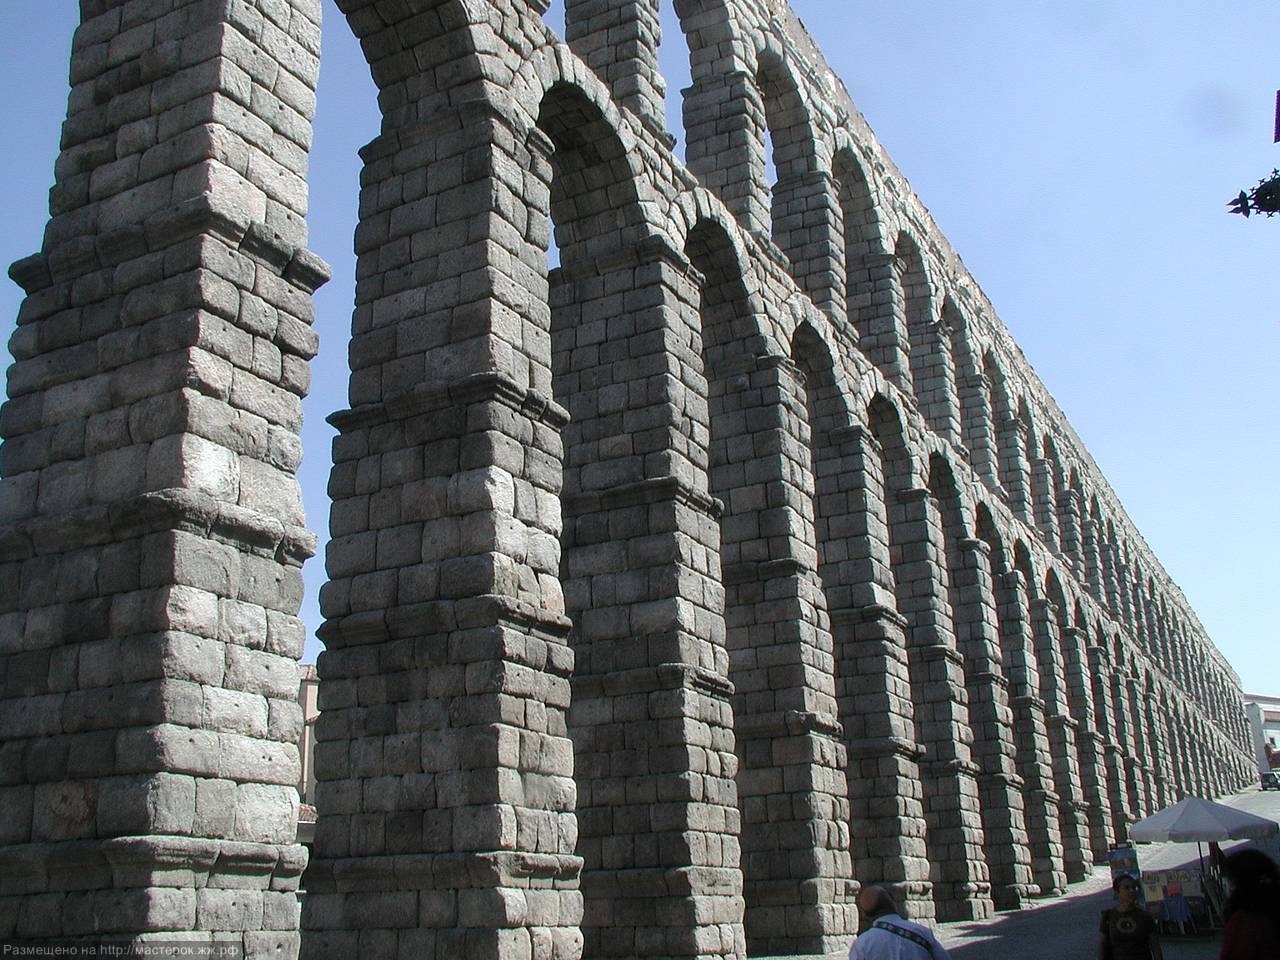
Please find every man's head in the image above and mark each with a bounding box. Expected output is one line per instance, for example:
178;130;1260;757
858;884;899;921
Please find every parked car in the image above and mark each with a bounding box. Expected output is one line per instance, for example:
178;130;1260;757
1261;772;1279;791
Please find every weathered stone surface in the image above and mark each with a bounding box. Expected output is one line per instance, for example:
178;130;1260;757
0;0;1255;958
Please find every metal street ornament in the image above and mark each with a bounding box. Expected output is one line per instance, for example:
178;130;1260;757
1229;168;1280;217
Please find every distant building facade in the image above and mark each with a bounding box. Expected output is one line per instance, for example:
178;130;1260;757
1245;694;1280;774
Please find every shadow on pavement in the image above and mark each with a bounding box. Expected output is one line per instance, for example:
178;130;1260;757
940;858;1224;960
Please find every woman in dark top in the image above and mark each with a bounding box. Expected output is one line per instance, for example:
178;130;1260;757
1099;874;1163;960
1219;849;1280;960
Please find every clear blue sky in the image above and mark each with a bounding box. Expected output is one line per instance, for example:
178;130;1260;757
2;3;1276;695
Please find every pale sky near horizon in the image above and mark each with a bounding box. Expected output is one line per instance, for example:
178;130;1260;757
1;2;1276;699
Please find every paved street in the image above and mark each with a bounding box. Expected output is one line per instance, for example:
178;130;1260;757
768;786;1280;960
937;786;1280;960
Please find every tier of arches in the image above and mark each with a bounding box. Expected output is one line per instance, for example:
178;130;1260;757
520;0;1248;752
317;20;1252;951
0;3;1254;960
339;0;1248;769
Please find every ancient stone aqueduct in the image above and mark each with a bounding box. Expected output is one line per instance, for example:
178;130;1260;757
0;0;1258;957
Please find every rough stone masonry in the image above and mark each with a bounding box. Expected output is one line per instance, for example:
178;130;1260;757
0;0;1255;958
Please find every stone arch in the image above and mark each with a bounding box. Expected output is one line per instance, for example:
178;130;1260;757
662;185;764;309
754;46;841;314
1058;464;1082;568
1119;648;1155;815
924;453;1013;915
923;295;964;446
1109;636;1145;816
755;47;818;183
688;218;859;956
792;320;858;438
339;0;506;126
951;320;994;479
308;15;673;957
1084;495;1105;600
1146;577;1169;672
983;352;1017;497
1169;610;1191;689
839;392;937;917
1089;623;1131;838
882;434;993;920
833;141;887;261
561;0;673;138
834;142;887;348
1141;670;1171;808
1006;396;1036;523
1107;520;1127;621
535;78;744;958
673;0;765;228
976;508;1066;896
1125;570;1146;653
1040;570;1092;879
897;234;949;436
1067;599;1112;860
1035;436;1068;554
540;84;650;267
867;394;917;488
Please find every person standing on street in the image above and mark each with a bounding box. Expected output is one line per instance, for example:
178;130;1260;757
850;885;952;960
1098;874;1163;960
1219;848;1280;960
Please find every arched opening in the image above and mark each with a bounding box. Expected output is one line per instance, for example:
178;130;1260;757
1031;436;1061;551
755;50;838;315
885;437;995;920
1090;623;1131;839
756;51;809;237
834;146;881;347
1041;571;1091;880
928;454;1009;914
976;509;1065;897
925;296;964;445
1010;397;1036;523
899;233;939;413
537;79;716;958
983;353;1015;496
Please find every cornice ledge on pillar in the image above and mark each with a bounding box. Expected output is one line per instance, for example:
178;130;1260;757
968;669;1010;690
318;593;574;651
563;473;723;520
915;642;965;668
828;602;910;630
1047;712;1080;732
572;661;734;701
735;709;844;741
552;231;700;285
922;757;982;778
976;769;1026;791
830;422;879;453
1010;693;1046;712
308;850;581;894
845;734;925;762
328;369;571;434
0;486;315;564
721;556;807;585
10;194;332;296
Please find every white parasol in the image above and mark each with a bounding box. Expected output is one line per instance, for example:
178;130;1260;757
1128;796;1278;843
